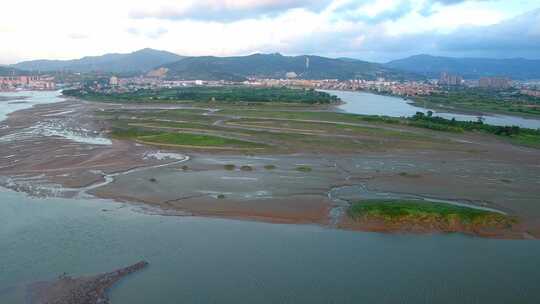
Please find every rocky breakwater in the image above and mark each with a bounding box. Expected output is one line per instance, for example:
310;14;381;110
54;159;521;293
27;261;148;304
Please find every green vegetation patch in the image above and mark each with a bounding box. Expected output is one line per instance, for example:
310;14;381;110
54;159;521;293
112;128;265;149
348;200;515;228
408;112;540;147
224;164;236;170
295;166;312;172
412;88;540;117
140;133;263;148
64;86;341;104
398;172;422;178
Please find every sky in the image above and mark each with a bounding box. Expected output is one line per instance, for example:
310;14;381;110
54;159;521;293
0;0;539;64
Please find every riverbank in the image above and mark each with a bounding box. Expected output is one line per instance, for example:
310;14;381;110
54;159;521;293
324;87;540;120
325;89;540;129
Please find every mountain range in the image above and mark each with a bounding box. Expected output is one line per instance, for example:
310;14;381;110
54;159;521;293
158;53;417;81
12;48;183;74
7;49;540;80
385;54;540;80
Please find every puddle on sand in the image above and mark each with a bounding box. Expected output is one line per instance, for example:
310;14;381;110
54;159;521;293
0;120;112;146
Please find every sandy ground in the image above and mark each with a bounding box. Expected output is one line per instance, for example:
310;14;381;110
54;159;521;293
1;97;539;239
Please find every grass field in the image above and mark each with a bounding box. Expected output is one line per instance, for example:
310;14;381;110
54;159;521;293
411;88;540;118
112;128;266;150
92;92;540;153
101;104;457;153
64;86;341;104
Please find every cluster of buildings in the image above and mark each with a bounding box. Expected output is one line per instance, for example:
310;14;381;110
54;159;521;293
82;75;438;98
246;78;437;96
520;89;540;98
478;77;512;89
79;71;537;101
107;76;229;91
437;73;514;90
0;75;56;91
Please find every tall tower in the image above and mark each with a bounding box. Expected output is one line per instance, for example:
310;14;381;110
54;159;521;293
306;57;310;70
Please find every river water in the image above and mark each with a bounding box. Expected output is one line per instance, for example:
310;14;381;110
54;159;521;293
1;188;540;304
1;91;540;303
0;90;61;121
325;90;540;129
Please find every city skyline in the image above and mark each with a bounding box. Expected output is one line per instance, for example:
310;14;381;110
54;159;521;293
0;0;539;64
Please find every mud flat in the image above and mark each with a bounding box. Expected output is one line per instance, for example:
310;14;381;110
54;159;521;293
27;261;148;304
0;95;539;239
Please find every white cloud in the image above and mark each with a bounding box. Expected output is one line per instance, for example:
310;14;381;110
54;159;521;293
129;0;332;21
0;0;537;64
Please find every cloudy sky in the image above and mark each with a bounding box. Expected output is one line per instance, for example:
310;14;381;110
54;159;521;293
0;0;539;64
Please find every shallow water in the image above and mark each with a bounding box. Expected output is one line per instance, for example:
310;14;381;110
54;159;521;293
1;188;540;304
0;91;61;121
325;90;540;129
0;90;111;145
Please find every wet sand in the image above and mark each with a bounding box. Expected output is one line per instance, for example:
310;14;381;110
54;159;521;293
1;98;539;239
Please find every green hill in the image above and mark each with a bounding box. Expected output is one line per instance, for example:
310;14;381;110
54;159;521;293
0;66;25;76
160;53;419;81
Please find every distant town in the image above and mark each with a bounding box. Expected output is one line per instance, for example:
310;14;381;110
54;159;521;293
0;75;55;91
2;68;540;101
67;73;540;100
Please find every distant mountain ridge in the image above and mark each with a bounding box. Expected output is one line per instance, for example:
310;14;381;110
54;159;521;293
159;53;418;81
385;54;540;79
0;66;25;76
12;48;183;73
11;50;539;81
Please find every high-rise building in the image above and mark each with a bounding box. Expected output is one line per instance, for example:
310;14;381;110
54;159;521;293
438;72;463;86
0;75;55;91
109;76;119;86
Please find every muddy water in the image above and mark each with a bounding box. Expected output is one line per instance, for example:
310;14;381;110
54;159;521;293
1;187;540;304
325;90;540;129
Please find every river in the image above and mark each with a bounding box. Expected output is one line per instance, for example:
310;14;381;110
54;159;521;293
1;91;540;303
325;90;540;129
0;90;62;121
1;188;540;304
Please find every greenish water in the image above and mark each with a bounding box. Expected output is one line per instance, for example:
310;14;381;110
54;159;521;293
326;90;540;129
1;188;540;304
